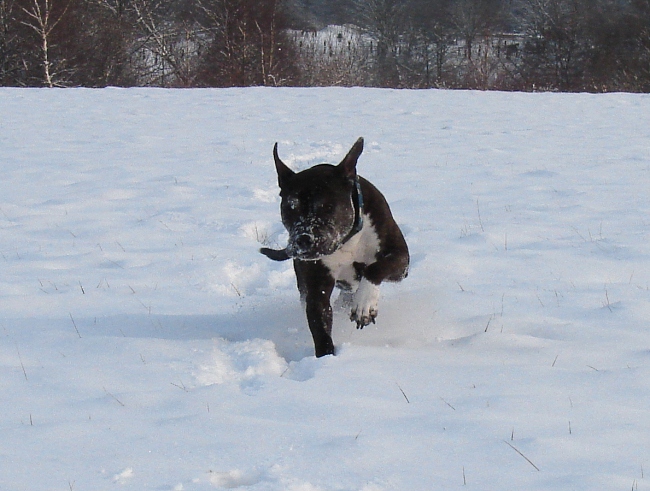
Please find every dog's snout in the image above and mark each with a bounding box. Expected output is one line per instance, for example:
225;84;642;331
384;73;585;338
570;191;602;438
296;234;314;250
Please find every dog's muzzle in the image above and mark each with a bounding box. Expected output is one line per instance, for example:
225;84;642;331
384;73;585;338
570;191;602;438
286;230;334;260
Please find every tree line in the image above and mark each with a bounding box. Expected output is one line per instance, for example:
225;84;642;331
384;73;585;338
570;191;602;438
1;0;650;91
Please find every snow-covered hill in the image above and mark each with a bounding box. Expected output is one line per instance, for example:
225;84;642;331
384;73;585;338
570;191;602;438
2;87;650;490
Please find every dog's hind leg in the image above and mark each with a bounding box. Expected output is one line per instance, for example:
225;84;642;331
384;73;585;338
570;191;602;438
294;260;336;357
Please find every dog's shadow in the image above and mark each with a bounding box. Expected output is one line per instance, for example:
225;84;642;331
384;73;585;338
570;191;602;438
81;284;438;362
83;300;314;362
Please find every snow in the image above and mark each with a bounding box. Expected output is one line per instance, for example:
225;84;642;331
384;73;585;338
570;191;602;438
1;87;650;490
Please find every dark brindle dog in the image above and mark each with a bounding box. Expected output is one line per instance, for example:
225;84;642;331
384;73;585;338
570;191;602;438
260;138;409;357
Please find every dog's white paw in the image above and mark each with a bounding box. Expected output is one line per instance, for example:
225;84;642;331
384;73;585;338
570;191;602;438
350;279;380;329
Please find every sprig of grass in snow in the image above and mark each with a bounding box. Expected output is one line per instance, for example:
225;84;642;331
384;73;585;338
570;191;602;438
503;440;540;471
69;313;81;338
103;387;125;407
396;383;410;403
15;342;28;381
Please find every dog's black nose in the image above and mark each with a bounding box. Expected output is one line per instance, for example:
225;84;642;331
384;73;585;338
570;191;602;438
295;234;313;250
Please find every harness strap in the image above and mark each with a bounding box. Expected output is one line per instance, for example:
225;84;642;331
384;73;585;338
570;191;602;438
342;176;364;244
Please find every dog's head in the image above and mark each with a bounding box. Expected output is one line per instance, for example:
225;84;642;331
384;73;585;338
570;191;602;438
271;138;364;261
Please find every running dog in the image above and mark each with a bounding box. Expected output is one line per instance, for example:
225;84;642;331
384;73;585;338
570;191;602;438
261;138;409;357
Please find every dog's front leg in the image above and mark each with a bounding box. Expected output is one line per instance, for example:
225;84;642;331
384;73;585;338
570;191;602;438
350;277;380;329
350;246;409;329
294;260;336;357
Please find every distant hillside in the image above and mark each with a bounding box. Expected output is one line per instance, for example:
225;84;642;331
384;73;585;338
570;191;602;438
293;0;357;27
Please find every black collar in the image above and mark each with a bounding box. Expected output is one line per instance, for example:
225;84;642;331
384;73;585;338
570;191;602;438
342;176;364;244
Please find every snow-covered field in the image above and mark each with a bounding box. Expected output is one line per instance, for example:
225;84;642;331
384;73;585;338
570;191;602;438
2;87;650;490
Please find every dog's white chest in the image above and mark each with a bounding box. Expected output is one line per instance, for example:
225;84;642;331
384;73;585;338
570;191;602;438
321;214;380;287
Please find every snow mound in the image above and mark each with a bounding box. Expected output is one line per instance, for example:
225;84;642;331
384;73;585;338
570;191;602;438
196;338;288;390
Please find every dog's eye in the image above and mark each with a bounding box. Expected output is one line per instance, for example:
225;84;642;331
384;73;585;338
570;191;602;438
287;197;299;210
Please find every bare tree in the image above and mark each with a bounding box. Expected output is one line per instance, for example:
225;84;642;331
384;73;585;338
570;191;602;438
450;0;503;61
517;0;591;90
0;0;647;90
292;26;372;86
74;0;138;86
20;0;70;86
195;0;295;87
406;0;453;87
0;0;20;83
627;0;650;91
355;0;406;86
130;0;199;86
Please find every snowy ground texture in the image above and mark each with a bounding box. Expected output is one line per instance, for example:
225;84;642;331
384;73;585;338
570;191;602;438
2;88;650;490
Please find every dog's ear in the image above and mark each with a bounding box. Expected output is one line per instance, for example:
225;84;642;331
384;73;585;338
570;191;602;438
273;143;295;188
338;137;364;178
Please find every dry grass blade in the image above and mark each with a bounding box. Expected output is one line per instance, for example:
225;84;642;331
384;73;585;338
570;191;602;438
15;342;28;381
503;440;540;471
396;383;410;403
69;313;81;338
103;387;125;407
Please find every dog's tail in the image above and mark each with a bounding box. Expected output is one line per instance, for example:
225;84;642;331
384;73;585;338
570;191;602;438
259;247;291;261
